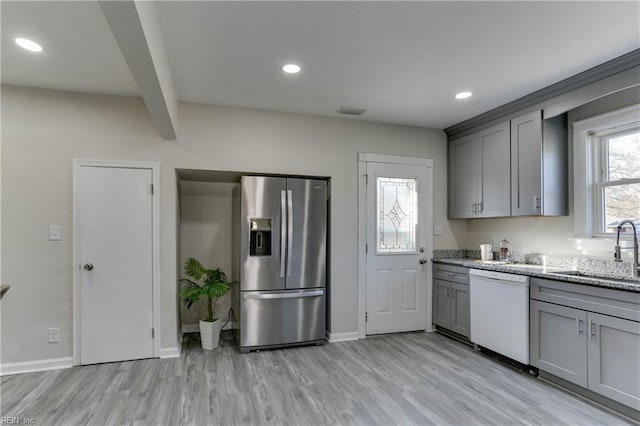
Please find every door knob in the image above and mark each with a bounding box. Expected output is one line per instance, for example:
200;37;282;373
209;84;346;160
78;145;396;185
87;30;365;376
83;263;94;271
419;259;427;264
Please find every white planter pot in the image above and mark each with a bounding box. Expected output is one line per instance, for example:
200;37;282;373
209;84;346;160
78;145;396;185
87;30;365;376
199;319;222;350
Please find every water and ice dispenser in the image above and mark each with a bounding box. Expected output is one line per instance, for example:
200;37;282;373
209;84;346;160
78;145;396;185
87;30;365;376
249;218;271;256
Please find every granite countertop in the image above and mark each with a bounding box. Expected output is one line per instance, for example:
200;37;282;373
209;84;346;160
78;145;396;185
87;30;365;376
433;258;640;293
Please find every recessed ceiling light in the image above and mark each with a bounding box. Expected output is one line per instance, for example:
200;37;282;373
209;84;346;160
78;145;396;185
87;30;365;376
455;91;472;100
15;37;43;52
282;64;301;74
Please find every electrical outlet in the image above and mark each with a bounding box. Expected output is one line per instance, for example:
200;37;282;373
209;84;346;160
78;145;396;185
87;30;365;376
48;328;60;343
433;225;443;236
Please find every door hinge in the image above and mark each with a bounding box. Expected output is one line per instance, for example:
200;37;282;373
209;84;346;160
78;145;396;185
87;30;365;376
365;312;368;322
152;328;155;338
150;184;154;195
366;243;368;254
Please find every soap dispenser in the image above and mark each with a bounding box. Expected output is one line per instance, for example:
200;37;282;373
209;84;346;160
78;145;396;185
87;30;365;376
499;239;511;262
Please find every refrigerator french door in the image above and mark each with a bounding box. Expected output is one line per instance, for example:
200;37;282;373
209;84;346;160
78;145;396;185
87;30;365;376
235;176;327;352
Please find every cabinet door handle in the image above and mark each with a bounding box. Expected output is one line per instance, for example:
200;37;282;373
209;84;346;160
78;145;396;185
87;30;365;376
589;321;597;339
446;287;450;297
478;202;483;214
576;317;584;335
472;202;477;214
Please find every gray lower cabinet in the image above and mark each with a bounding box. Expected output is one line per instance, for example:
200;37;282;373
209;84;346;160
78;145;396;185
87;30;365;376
530;278;640;411
530;300;588;387
432;264;470;338
587;312;640;410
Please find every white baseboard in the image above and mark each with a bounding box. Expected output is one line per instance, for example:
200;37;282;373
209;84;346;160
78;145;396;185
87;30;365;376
325;330;360;343
182;322;232;333
182;324;200;333
160;332;183;359
160;346;181;359
0;357;73;376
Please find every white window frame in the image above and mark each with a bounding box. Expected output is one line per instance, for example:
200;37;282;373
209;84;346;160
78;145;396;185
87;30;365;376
593;125;640;237
573;103;640;238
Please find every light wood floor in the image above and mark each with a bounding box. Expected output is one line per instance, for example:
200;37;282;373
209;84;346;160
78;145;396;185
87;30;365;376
1;331;634;425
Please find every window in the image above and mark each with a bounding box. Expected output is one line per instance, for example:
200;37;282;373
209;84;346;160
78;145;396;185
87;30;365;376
573;104;640;238
376;176;418;253
594;127;640;236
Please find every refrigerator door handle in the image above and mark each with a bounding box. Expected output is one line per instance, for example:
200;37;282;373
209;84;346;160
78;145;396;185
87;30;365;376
244;290;324;300
280;190;287;278
287;189;293;277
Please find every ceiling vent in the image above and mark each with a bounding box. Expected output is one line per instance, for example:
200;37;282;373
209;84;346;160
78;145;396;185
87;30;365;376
337;106;366;116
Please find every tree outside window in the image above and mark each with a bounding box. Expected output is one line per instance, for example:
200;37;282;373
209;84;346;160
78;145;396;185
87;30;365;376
597;129;640;236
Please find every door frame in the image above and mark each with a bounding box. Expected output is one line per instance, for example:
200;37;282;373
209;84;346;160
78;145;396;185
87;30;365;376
357;153;434;339
72;159;161;365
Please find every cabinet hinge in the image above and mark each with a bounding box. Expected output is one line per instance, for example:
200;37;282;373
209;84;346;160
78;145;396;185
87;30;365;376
365;312;368;322
152;328;155;338
364;174;368;185
150;184;154;195
366;243;368;254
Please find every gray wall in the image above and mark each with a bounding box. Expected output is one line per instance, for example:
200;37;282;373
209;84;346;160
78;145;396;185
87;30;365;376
1;84;456;364
179;181;236;328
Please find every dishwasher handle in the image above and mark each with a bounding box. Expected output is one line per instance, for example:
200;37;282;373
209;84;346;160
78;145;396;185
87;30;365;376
469;269;529;286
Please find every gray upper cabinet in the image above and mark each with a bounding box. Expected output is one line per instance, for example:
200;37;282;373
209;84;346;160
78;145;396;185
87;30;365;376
511;111;567;216
449;121;510;219
449;110;568;219
477;122;511;217
449;134;477;218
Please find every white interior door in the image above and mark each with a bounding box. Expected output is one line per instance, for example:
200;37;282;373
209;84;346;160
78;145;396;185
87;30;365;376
77;165;154;364
366;161;429;335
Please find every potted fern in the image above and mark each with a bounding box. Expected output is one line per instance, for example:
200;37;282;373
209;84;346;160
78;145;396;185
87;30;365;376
179;257;233;350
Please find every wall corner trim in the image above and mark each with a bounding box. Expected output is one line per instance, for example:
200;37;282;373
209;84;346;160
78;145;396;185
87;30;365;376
0;357;73;376
159;346;181;359
325;331;360;343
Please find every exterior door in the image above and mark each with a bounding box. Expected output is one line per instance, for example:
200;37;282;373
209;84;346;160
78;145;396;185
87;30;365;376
77;165;154;364
366;162;428;335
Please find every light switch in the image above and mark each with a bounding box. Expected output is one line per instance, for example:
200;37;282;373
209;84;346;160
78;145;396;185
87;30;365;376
49;225;61;241
433;225;443;236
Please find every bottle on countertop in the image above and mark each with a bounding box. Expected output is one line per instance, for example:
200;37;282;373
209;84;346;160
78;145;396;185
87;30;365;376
499;239;511;262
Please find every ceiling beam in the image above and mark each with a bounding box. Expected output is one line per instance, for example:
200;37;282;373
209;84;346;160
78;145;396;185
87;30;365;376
99;0;177;139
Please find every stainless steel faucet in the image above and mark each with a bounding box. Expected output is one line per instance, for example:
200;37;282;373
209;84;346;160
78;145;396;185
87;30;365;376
614;220;639;278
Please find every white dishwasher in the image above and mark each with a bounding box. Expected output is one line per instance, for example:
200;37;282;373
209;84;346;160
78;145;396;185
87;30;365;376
469;269;530;364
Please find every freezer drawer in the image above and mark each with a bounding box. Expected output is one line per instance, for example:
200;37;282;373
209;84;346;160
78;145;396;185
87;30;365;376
240;289;325;349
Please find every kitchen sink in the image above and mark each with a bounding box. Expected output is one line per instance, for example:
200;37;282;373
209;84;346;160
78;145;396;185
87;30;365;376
549;270;640;284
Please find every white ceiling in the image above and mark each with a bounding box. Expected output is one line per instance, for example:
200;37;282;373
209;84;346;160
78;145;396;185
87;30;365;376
1;1;139;96
2;1;639;129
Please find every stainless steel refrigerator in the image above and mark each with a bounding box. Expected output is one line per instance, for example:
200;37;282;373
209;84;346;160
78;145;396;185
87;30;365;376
232;176;327;352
